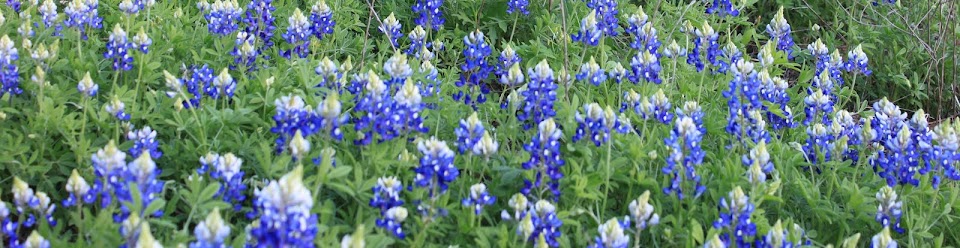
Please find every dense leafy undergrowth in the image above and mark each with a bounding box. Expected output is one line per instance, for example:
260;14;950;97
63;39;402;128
0;0;957;247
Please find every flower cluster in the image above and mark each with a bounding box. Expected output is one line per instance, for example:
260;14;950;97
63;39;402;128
310;0;335;41
412;0;444;30
628;50;661;84
232;32;259;70
686;21;718;72
414;137;459;197
379;13;402;48
723;59;764;143
271;94;314;153
516;200;563;247
462;183;496;215
521;118;565;199
114;152;166;222
38;0;62;35
248;166;318;247
206;68;236;100
203;0;242;36
760;71;797;130
11;177;57;228
281;9;312;59
588;218;630;248
453;30;493;109
370;177;406;238
64;0;104;40
518;60;558;130
455;112;497;155
875;186;904;233
241;0;276;52
844;44;872;76
572;10;601;46
743;141;774;185
104;24;134;71
127;125;163;159
507;0;529;15
574;103;631;146
766;7;795;59
933;119;960;182
63;170;92;208
584;0;619;37
628;190;660;233
706;0;739;17
867;98;935;187
713;187;756;247
191;208;231;248
198;152;248;211
663;116;706;199
625;8;659;53
0;35;21;98
105;96;132;121
578;57;607;86
495;45;523;86
831;110;863;162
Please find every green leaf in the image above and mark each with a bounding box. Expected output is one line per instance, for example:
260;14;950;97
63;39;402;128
691;219;704;244
199;183;222;202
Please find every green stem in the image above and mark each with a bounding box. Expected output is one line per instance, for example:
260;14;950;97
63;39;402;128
77;97;90;165
602;136;613;217
508;13;519;43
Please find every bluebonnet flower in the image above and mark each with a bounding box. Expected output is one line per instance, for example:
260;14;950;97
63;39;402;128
204;0;242;36
625;7;651;50
803;87;833;126
393;79;428;135
412;0;443;30
574;103;631;146
507;0;529;15
310;0;334;40
910;110;935;180
685;21;712;72
868;99;927;187
231;32;258;70
76;71;98;97
869;98;908;144
578;57;607;86
384;52;413;89
118;0;146;15
758;42;775;69
248;166;318;247
379;13;402;48
64;0;103;40
766;7;795;59
405;25;428;57
760;71;798;130
115;152;165;222
38;0;62;34
131;27;151;54
271;94;313;152
417;60;441;99
713;187;756;247
663;39;686;59
517;200;563;247
715;40;741;74
204;68;235;100
699;22;722;71
756;220;793;248
379;206;408;239
182;64;215;108
518;60;558;130
589;218;630;248
13;177;57;228
0;35;21;98
454;30;493;109
743;141;773;185
628;50;662;84
62;169;92;208
724;59;764;141
414;137;459;196
105;96;132;121
876;186;904;233
663;116;706;199
316;57;340;88
23;231;51;248
241;0;276;52
455;112;486;154
572;10;601;46
89;141;127;208
584;0;619;36
474;131;499;159
353;70;398;145
845;44;872;76
288;130;311;161
628;190;660;233
462;183;496;215
281;9;312;59
495;45;522;86
198;153;248;211
831;110;863;162
680;101;707;135
104;24;134;71
522;118;565;199
315;92;348;140
608;62;626;84
191;208;231;248
620;89;642;113
871;227;898;248
807;38;830;70
127;125;162;159
706;0;739;17
6;0;21;13
828;50;846;87
804;123;832;164
933;119;960;182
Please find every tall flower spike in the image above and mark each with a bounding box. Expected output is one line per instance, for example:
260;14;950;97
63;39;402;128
271;94;314;153
281;8;312;59
706;0;739;17
198;152;248;211
206;68;235;100
352;70;398;145
315;57;340;88
289;130;311;161
572;10;601;46
384;52;412;88
608;62;626;84
131;27;151;54
845;44;871;75
462;183;496;215
663;116;706;199
204;0;242;36
577;56;606;86
585;0;619;37
104;24;134;71
663;39;685;59
495;45;522;86
249;166;318;247
241;0;276;53
38;0;61;35
90;140;128;208
371;176;405;238
379;13;402;48
412;0;444;30
405;25;427;57
191;208;231;248
875;186;904;233
453;30;492;109
232;32;258;70
871;227;897;248
455;112;486;154
628;50;662;84
127;125;162;159
309;0;334;40
743;141;773;185
392;79;428;135
519;200;562;247
415;137;459;196
507;0;529;15
315;92;348;140
574;103;629;146
63;0;103;40
474;132;499;158
77;71;99;97
628;190;660;232
63;169;91;207
517;60;558;130
713;186;756;247
589;218;630;248
522;118;565;199
766;7;795;59
105;96;132;121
